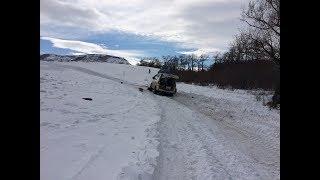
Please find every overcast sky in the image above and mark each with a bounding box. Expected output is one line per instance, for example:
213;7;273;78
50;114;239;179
40;0;249;64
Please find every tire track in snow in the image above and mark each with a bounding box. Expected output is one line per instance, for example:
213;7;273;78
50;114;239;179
153;93;278;179
171;92;280;178
153;97;189;180
70;144;109;180
174;92;279;165
153;96;232;179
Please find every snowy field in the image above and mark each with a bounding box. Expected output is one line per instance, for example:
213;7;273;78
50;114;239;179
40;61;280;180
40;62;160;180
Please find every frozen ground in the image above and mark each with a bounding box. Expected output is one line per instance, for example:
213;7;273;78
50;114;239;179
41;61;280;180
40;62;160;180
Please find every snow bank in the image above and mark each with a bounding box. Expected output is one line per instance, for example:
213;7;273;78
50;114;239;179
177;83;278;113
41;62;161;180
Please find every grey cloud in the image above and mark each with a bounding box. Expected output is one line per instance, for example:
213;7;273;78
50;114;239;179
173;1;247;48
41;0;102;29
41;0;250;52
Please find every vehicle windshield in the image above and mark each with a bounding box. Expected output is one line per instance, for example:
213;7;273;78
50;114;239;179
160;77;175;86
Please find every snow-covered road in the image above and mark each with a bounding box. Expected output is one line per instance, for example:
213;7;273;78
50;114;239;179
153;93;279;180
40;62;280;180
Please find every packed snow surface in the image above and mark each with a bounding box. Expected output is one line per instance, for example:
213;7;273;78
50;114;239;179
41;61;280;180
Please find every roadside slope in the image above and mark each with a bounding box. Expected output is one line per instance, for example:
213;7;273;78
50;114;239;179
41;62;161;180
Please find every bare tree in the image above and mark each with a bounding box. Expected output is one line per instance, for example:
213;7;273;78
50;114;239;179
198;54;209;71
178;54;189;70
162;55;171;65
240;0;280;106
212;52;223;64
241;0;280;65
186;55;192;70
189;54;198;71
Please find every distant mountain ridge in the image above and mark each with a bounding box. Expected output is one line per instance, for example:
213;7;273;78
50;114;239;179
40;54;130;65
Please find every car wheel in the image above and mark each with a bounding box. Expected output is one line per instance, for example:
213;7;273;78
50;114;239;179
153;88;158;94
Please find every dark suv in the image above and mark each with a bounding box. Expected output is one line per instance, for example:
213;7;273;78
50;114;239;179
149;73;179;96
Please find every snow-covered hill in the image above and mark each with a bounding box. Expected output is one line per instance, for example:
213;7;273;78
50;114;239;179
41;61;279;180
40;54;130;64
